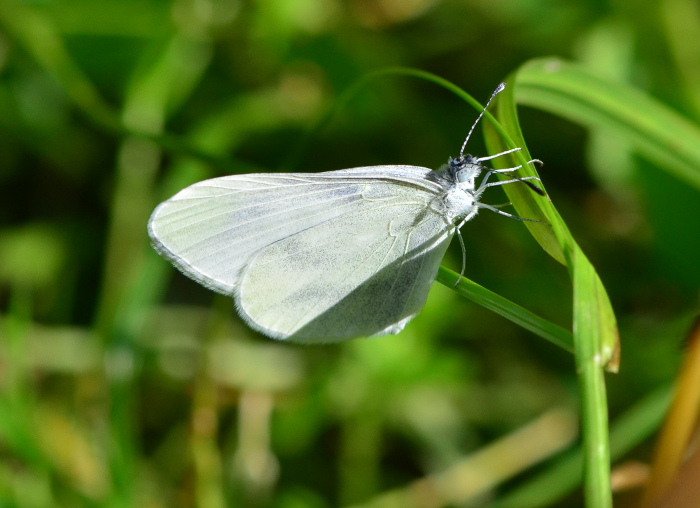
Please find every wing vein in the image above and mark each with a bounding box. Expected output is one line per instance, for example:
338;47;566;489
156;184;362;222
226;200;426;270
288;235;399;334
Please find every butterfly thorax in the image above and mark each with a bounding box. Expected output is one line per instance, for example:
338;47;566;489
431;154;485;223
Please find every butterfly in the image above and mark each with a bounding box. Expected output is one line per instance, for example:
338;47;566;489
148;82;543;342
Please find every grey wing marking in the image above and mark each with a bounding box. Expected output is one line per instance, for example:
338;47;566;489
236;195;454;342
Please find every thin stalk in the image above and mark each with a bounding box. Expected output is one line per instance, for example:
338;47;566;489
572;249;612;508
437;267;573;353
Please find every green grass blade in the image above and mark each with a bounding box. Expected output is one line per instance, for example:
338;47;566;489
481;67;620;507
437;267;573;353
483;81;568;265
485;70;619;370
571;252;613;508
514;58;700;191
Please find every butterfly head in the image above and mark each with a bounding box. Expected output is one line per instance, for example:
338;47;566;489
435;155;486;223
448;154;484;192
448;82;506;195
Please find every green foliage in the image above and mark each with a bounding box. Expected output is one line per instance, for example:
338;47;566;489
0;1;699;507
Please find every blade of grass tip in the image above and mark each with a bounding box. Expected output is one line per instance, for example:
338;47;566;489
490;67;620;369
485;70;620;368
514;58;700;192
437;267;573;353
483;78;569;265
505;64;622;369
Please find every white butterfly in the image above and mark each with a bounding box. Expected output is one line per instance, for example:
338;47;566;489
148;83;542;342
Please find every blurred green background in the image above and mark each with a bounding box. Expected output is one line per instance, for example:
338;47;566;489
1;0;699;506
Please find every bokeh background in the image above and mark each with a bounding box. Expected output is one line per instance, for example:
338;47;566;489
1;0;699;507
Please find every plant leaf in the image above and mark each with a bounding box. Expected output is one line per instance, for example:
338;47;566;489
514;58;700;192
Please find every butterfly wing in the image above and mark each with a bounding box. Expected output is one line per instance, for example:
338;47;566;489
148;166;453;341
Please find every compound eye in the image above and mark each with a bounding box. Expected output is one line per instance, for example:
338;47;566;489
457;171;471;183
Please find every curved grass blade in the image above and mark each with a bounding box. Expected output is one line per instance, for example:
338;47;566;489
484;70;619;371
482;66;620;508
514;58;700;192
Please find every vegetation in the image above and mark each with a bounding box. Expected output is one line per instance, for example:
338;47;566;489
1;0;699;507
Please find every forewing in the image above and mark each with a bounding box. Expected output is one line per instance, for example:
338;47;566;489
148;166;443;295
236;185;454;342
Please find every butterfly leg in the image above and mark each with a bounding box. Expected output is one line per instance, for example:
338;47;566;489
453;209;478;286
455;228;467;286
477;176;541;193
477;202;545;223
479;165;523;189
478;159;542;189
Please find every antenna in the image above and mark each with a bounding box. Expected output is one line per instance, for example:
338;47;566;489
459;82;506;157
